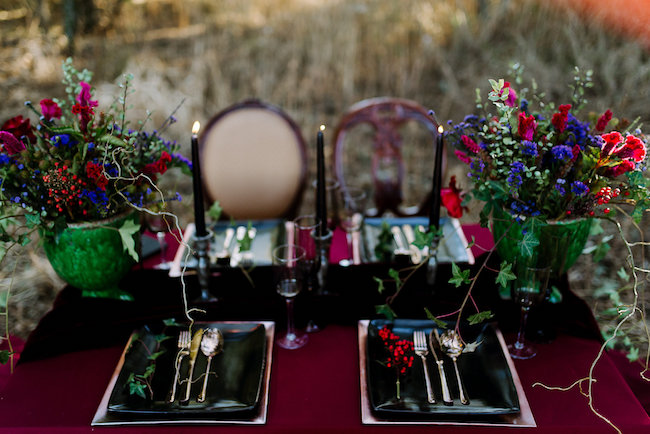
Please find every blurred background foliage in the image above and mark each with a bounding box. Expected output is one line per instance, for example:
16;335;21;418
0;0;648;360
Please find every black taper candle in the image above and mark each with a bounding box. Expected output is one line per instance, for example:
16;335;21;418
191;121;207;237
316;125;328;236
429;124;444;231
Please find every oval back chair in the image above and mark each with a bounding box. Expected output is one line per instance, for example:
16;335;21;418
200;99;307;220
332;97;445;217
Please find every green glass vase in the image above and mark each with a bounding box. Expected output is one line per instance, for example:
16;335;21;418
491;209;592;278
41;212;140;301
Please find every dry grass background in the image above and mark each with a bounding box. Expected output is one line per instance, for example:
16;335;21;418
1;0;649;359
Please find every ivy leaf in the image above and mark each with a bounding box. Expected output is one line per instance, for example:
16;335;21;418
467;310;494;325
163;318;181;327
424;307;448;329
0;350;9;365
374;276;385;294
448;262;471;288
142;364;156;379
496;261;516;288
128;381;147;399
118;218;140;261
388;268;401;289
617;267;629;282
148;350;165;361
519;231;539;258
592;241;611;263
375;304;397;321
626;347;639;362
413;226;436;250
24;213;41;228
153;334;172;344
466;236;476;249
208;201;223;221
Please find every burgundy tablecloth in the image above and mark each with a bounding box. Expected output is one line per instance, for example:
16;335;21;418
1;223;648;433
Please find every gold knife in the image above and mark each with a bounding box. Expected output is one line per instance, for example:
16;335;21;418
182;328;204;403
431;329;454;405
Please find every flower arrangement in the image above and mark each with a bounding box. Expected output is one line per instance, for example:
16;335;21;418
444;67;649;223
0;59;190;251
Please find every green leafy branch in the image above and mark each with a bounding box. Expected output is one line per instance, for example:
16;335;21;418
125;331;171;400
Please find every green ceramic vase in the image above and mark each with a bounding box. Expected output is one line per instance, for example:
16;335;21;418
41;212;140;301
491;209;592;278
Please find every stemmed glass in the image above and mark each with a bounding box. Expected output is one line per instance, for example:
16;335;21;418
144;211;174;269
293;215;321;332
508;262;551;359
338;187;367;264
273;244;308;349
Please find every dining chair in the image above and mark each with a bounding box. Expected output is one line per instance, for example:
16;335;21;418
332;97;445;217
200;99;308;220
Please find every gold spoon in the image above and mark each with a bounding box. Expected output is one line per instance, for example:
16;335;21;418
440;330;470;405
197;328;224;403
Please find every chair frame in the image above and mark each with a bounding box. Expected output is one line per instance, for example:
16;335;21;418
332;97;445;217
199;99;308;220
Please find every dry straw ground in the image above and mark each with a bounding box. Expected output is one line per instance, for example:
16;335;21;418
1;0;648;362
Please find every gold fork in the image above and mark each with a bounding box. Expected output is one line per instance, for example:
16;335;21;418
167;330;191;403
413;330;436;404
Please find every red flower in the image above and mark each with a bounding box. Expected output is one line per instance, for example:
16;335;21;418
0;131;26;155
500;82;517;107
551;104;571;133
596;109;613;131
441;175;465;218
76;82;98;108
601;131;623;155
461;135;480;153
1;115;35;143
517;112;537;141
85;161;108;190
604;160;635;178
40;99;62;121
612;135;647;163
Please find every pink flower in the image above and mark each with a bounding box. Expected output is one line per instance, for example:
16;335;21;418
596;109;612;131
76;82;98;108
40;99;62;121
441;175;465;218
551;104;571;133
0;131;26;155
500;82;517;107
517;112;537;141
613;135;647;163
454;149;472;165
461;135;480;153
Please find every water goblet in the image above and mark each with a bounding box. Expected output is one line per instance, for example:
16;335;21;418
338;187;367;264
508;263;551;359
273;244;308;349
293;215;322;332
144;210;174;269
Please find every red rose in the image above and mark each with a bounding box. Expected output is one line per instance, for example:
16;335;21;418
441;175;466;218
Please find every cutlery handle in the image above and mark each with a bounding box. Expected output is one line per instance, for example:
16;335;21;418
197;356;213;403
419;355;436;404
452;358;469;405
167;353;186;403
436;360;453;405
183;361;196;403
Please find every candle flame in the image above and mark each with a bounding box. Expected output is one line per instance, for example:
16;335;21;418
437;125;444;134
320;124;326;131
192;121;201;135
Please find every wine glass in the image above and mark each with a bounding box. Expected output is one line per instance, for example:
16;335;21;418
144;210;175;269
508;262;551;359
338;187;367;264
293;215;321;332
273;244;308;349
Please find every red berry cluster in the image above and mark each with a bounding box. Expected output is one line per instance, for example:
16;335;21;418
42;162;88;215
588;186;622;215
378;326;414;375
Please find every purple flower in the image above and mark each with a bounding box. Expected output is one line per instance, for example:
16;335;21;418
522;140;538;157
551;145;573;162
507;161;525;190
554;178;566;196
571;181;589;197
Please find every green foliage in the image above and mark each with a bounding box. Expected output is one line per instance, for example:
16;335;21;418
496;261;516;288
118;218;140;261
0;350;9;365
387;268;401;290
373;276;385;294
374;221;393;261
448;262;471;288
239;221;254;251
375;304;396;321
208;201;223;222
424;307;447;329
467;310;494;325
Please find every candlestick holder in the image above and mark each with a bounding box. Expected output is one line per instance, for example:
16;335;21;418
312;228;333;295
426;237;440;286
192;230;217;303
